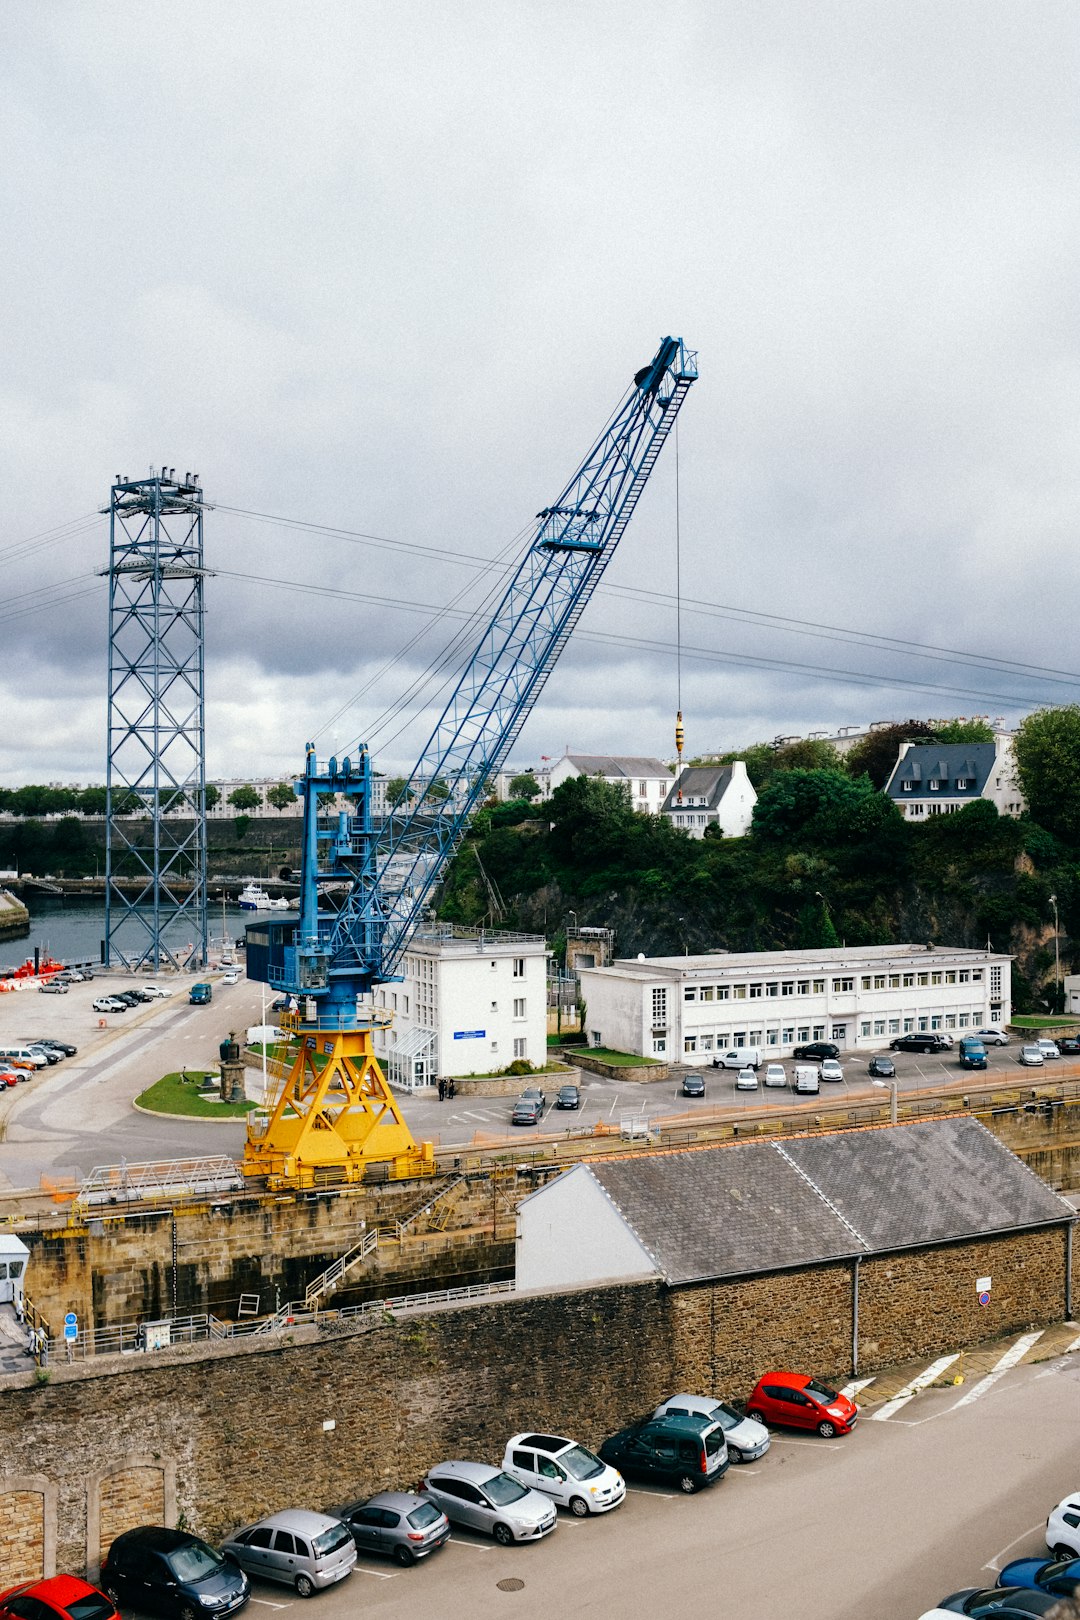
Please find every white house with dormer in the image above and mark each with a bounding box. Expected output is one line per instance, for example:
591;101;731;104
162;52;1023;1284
660;761;757;838
883;741;1024;821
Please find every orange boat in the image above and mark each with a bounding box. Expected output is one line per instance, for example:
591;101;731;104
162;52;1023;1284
2;955;66;981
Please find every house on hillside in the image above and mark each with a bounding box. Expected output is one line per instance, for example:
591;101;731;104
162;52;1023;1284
546;754;673;815
660;761;756;838
883;740;1024;821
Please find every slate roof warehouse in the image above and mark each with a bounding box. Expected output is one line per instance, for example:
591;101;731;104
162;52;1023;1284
516;1115;1073;1298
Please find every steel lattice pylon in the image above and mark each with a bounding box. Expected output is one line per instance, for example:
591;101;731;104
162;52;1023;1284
105;468;209;970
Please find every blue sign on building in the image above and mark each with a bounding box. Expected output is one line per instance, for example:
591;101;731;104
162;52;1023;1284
453;1030;486;1040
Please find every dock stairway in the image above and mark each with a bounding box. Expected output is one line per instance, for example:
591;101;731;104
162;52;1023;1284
302;1174;467;1310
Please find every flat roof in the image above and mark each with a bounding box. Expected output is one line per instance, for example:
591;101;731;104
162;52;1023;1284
582;943;1011;980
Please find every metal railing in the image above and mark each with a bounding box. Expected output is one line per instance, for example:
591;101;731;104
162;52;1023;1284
74;1157;243;1210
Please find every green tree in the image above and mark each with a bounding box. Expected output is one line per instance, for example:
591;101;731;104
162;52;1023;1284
771;738;842;774
384;776;410;807
426;777;450;801
77;786;107;815
233;814;252;840
843;721;937;789
228;784;260;812
935;718;994;744
509;772;541;802
204;784;221;812
752;769;885;845
1013;706;1080;843
266;782;295;812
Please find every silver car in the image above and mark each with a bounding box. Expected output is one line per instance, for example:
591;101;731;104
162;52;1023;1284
221;1510;356;1596
334;1492;450;1566
652;1393;771;1464
1018;1044;1045;1067
421;1460;557;1545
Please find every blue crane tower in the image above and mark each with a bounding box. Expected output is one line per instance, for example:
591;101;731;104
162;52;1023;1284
244;337;697;1187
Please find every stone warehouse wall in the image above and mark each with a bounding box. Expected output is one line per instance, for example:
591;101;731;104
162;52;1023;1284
4;1222;1068;1578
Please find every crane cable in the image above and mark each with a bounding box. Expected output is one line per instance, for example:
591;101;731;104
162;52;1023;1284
674;419;685;801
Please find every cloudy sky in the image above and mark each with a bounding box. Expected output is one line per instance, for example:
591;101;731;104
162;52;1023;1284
2;1;1078;787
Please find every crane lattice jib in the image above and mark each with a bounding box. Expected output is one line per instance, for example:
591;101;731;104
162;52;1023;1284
327;335;697;990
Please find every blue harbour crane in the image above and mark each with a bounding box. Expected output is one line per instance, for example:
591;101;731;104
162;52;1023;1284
244;337;697;1187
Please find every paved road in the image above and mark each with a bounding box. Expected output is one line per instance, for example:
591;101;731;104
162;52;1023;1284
0;973;1073;1192
107;1349;1079;1620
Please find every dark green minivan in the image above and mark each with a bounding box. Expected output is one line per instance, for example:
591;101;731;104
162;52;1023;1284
598;1413;729;1493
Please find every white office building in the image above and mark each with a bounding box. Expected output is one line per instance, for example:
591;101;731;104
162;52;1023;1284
373;925;550;1089
577;944;1011;1064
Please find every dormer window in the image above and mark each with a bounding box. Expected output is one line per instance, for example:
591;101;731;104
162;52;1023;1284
956;778;969;790
929;780;940;791
902;781;913;792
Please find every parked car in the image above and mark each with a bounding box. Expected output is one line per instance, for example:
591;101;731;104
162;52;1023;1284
1019;1045;1045;1067
819;1059;844;1083
0;1071;19;1089
868;1056;896;1078
734;1066;758;1091
763;1063;787;1088
114;991;143;1007
792;1041;839;1061
555;1084;581;1109
958;1037;988;1070
1046;1491;1080;1559
746;1371;858;1437
890;1033;948;1053
917;1587;1061;1617
520;1085;546;1112
101;1526;249;1618
651;1393;771;1463
38;980;68;994
511;1098;542;1126
222;970;241;986
30;1038;77;1057
221;1510;356;1596
1058;1036;1080;1055
975;1028;1009;1046
93;997;128;1014
333;1491;450;1566
1037;1039;1061;1061
421;1459;557;1544
502;1432;625;1515
681;1073;706;1098
793;1065;819;1094
598;1413;728;1493
24;1043;60;1065
997;1555;1080;1595
713;1046;762;1070
141;985;172;998
0;1575;118;1620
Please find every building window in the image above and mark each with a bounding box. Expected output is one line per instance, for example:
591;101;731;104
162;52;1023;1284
888;975;900;989
945;970;957;984
492;1039;499;1052
639;781;647;796
749;983;763;999
684;986;697;1002
831;1024;846;1041
733;985;747;1000
930;1015;941;1030
766;1029;778;1045
990;966;1001;995
684;1036;697;1054
902;781;913;792
797;980;810;995
513;1037;527;1059
929;779;940;791
860;1021;871;1037
513;957;525;978
861;976;872;991
873;975;885;990
797;1026;810;1041
701;985;714;1002
812;979;825;995
873;1019;885;1036
513;998;526;1018
889;1018;900;1034
959;1012;970;1027
590;1031;601;1048
918;1016;929;1031
701;1034;713;1050
812;1024;825;1040
903;973;914;988
733;1032;746;1047
832;977;853;993
903;1017;914;1032
653;1038;666;1054
956;778;968;789
750;1029;763;1044
918;973;929;987
717;985;730;1001
972;969;983;983
945;1014;956;1029
651;987;667;1024
781;981;794;996
959;969;970;983
766;982;779;997
782;1027;794;1043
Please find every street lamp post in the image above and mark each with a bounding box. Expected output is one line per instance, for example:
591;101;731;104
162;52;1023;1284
1049;893;1061;1012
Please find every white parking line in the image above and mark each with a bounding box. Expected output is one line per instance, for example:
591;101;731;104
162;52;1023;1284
249;1600;290;1609
840;1377;876;1400
871;1354;960;1420
982;1519;1050;1572
950;1331;1044;1409
351;1566;397;1579
767;1436;843;1450
624;1486;677;1498
1064;1325;1080;1355
444;1538;494;1552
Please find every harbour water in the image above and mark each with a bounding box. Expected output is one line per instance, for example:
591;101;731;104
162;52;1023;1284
3;894;255;972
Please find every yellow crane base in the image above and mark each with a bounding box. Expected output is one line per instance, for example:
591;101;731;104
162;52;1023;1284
242;1024;435;1190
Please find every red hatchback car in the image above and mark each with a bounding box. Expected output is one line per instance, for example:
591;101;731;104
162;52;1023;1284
0;1576;118;1620
746;1371;858;1438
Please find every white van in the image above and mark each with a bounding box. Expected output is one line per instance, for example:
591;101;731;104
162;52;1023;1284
0;1045;48;1070
712;1047;762;1071
793;1065;819;1094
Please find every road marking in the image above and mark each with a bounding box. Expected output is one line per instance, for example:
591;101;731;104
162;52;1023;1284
871;1354;960;1420
351;1566;397;1579
443;1537;494;1552
249;1601;289;1609
951;1331;1044;1408
840;1377;875;1400
624;1486;677;1498
1064;1326;1080;1355
983;1519;1050;1572
766;1436;843;1450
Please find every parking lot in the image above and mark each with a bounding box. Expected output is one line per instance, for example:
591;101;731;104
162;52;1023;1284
103;1348;1079;1620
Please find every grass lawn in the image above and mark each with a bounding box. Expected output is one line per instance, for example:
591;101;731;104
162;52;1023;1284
1011;1015;1080;1029
136;1070;258;1118
582;1046;661;1066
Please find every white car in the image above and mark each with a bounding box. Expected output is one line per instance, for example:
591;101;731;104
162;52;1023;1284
734;1066;758;1090
1019;1044;1045;1067
1047;1491;1080;1559
222;970;241;986
92;996;127;1013
1037;1039;1061;1061
503;1432;625;1516
140;984;171;998
819;1059;844;1083
652;1394;770;1464
975;1028;1009;1046
763;1063;787;1088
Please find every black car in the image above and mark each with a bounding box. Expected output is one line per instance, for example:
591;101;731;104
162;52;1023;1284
868;1056;896;1078
511;1098;542;1126
1058;1036;1080;1055
792;1042;839;1062
599;1414;729;1494
681;1074;706;1098
520;1085;546;1113
555;1084;581;1109
115;991;144;1007
30;1037;77;1057
932;1586;1061;1616
102;1526;249;1620
890;1033;949;1053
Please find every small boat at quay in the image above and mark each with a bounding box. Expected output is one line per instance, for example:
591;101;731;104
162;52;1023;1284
237;882;290;912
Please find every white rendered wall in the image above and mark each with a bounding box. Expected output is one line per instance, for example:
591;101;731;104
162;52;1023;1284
516;1165;657;1292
